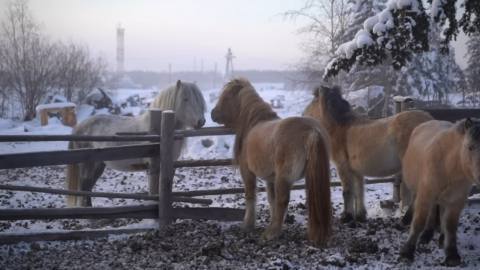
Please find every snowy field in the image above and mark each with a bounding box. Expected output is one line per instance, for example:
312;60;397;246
0;83;479;269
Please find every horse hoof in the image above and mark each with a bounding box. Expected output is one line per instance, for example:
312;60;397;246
355;215;367;223
444;254;461;267
340;213;354;223
261;228;281;241
399;244;415;262
241;223;255;232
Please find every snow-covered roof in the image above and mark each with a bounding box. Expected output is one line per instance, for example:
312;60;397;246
36;102;76;111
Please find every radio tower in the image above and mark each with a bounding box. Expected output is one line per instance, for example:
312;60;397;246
224;48;235;80
116;24;125;74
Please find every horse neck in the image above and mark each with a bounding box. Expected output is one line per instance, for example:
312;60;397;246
232;99;278;161
440;130;471;179
137;110;187;131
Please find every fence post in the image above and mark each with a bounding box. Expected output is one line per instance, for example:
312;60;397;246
148;109;162;195
158;111;175;227
391;96;414;204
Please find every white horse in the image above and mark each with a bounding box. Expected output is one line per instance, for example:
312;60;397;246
66;80;206;207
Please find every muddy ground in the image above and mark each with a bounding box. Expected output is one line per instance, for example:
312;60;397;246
0;166;479;269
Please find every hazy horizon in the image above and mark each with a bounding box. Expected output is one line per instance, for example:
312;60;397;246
0;0;469;72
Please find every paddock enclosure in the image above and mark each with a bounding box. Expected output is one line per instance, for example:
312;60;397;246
0;98;479;244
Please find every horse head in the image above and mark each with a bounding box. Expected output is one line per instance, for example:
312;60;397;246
460;118;480;185
173;80;206;129
211;79;244;127
304;85;353;127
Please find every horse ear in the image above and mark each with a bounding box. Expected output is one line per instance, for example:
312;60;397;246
313;87;320;98
465;118;474;130
176;80;182;90
230;84;243;95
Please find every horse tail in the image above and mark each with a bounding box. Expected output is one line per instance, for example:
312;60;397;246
305;131;332;246
66;141;79;207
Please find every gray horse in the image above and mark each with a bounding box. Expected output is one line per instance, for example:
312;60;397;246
66;80;206;207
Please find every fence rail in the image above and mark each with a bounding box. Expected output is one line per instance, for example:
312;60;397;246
0;127;234;143
0;184;212;204
0;143;159;169
0;205;244;221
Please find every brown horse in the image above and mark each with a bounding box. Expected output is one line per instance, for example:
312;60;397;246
399;118;480;266
211;78;332;246
303;86;433;222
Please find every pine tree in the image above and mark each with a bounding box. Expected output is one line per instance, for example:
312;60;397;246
465;33;480;105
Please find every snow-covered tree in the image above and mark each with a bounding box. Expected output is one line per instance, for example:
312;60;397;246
325;0;480;78
339;0;392;92
465;32;480;102
395;23;466;103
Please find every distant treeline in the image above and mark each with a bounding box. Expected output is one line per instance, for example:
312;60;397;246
124;70;306;90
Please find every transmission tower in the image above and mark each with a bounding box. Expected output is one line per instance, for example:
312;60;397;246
224;48;235;80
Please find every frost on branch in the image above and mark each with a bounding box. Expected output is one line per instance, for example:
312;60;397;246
325;0;480;79
324;0;429;79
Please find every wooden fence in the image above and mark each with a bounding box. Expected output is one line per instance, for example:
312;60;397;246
1;105;479;244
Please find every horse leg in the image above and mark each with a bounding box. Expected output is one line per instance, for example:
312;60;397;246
419;204;439;244
402;203;414;226
262;176;291;241
337;165;355;223
352;173;367;222
240;166;257;231
400;178;412;211
399;188;434;261
266;181;276;219
79;162;105;207
440;197;467;266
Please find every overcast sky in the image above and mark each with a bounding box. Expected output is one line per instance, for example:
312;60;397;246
0;0;306;72
0;0;469;72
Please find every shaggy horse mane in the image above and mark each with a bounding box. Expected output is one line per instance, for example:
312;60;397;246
314;85;355;125
150;81;206;113
225;78;279;162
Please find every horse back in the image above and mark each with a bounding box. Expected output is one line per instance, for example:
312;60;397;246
244;117;327;180
402;120;459;191
389;110;434;158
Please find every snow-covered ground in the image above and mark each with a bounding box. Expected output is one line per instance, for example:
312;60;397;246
1;83;479;269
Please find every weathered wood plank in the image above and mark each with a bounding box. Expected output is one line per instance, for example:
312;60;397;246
0;134;160;142
0;184;212;204
172;178;396;197
0;205;158;220
175;126;234;138
158;111;175;227
148;109;162;195
0;143;159;169
174;159;233;168
0;228;155;245
174;207;244;221
424;109;480;122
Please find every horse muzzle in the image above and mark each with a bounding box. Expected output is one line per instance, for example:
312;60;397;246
211;108;222;124
195;118;206;129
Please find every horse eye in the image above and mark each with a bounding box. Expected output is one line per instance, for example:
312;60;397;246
468;145;475;151
183;98;188;102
